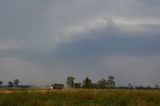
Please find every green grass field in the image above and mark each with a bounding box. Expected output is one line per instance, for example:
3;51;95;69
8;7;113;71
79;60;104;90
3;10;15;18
0;89;160;106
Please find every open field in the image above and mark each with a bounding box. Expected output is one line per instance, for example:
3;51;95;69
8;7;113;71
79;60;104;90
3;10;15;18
0;89;160;106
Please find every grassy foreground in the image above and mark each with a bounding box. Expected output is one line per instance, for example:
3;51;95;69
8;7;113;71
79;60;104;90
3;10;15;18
0;89;160;106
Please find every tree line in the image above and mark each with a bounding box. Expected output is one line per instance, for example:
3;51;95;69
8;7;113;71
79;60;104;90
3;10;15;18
66;76;160;89
0;76;159;89
66;76;115;89
0;79;20;87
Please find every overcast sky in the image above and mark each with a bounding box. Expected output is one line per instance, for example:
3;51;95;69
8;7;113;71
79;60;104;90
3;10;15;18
0;0;160;86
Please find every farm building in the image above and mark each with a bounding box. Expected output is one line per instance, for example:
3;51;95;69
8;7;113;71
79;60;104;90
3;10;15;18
50;84;64;89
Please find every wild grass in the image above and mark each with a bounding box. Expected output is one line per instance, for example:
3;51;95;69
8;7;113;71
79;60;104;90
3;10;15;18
0;89;160;106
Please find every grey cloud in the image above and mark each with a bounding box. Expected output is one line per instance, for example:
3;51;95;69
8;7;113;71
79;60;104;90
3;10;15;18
2;23;160;62
52;23;160;62
0;0;160;50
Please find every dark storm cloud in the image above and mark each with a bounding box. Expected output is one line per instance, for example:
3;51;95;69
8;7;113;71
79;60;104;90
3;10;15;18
52;24;160;62
2;23;160;62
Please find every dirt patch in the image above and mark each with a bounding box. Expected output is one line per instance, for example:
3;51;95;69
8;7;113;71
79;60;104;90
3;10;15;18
0;90;16;94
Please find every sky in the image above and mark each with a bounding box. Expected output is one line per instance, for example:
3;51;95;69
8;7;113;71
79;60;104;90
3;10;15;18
0;0;160;86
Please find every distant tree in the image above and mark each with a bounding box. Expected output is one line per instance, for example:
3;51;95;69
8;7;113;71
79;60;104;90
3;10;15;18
0;81;3;86
107;76;115;88
66;76;75;88
155;84;159;89
8;81;14;87
83;77;92;88
98;78;107;88
75;83;81;88
128;83;133;89
136;85;145;89
146;85;152;89
14;79;20;87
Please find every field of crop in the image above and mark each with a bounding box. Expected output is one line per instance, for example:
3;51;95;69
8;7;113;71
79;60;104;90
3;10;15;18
0;89;160;106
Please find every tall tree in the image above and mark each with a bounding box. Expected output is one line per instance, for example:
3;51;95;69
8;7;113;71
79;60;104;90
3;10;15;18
83;77;92;88
107;76;115;88
0;81;3;86
14;79;20;87
98;78;107;88
8;81;14;87
66;76;75;88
